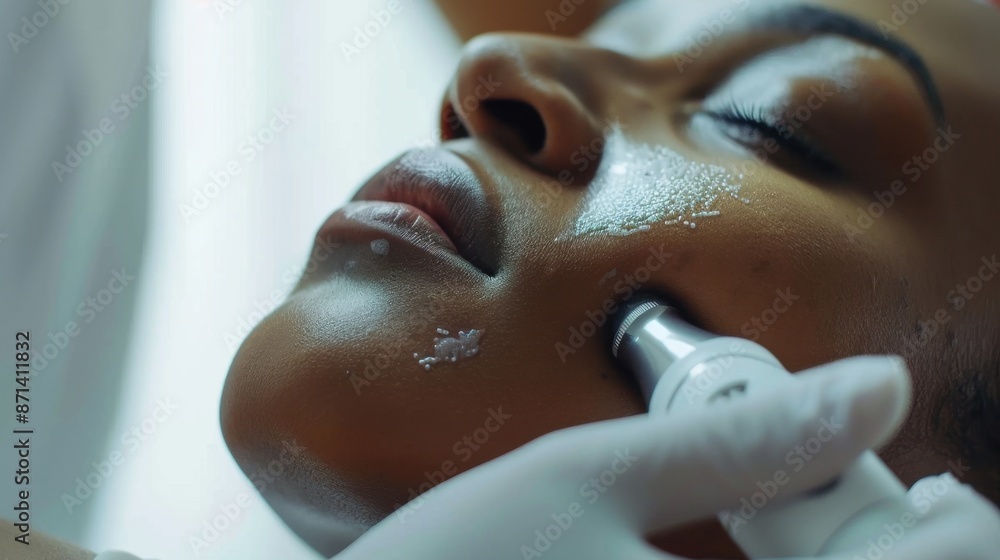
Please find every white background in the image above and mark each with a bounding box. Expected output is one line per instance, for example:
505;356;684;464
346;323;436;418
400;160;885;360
87;1;460;557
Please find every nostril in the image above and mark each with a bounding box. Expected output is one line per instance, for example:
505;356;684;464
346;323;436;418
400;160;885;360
440;103;470;142
441;96;550;158
481;99;546;154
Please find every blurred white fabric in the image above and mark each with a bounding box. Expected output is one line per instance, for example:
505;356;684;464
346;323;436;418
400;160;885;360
80;1;459;559
0;0;152;545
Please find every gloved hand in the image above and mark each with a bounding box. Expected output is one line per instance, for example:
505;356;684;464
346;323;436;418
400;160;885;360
838;470;1000;560
334;356;1000;559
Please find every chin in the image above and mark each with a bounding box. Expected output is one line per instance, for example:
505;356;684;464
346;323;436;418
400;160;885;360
220;268;648;555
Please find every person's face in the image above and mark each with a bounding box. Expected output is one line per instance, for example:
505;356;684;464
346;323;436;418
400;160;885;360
221;0;1000;556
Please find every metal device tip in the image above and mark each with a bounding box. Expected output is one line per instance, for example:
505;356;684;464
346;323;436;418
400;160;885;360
612;300;663;357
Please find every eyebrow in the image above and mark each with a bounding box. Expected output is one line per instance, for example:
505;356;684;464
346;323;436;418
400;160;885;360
751;4;946;125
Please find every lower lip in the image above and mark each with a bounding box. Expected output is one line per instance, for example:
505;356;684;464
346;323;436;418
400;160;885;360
320;200;461;260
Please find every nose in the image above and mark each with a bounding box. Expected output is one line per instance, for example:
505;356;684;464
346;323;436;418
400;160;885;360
441;33;620;181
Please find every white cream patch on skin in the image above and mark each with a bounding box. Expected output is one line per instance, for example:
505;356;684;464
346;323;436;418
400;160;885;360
370;238;390;255
414;328;484;370
562;132;748;239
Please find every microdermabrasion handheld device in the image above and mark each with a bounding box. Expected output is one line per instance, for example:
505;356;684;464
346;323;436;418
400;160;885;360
611;300;909;558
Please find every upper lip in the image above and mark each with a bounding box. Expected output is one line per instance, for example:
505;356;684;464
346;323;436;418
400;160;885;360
351;149;501;276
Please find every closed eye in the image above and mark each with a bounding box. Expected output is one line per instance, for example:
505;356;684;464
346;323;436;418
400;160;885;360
699;100;845;180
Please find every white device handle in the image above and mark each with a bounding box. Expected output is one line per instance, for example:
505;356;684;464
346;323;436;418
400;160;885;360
649;338;909;558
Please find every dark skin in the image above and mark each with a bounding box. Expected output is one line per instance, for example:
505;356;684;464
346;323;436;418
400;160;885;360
0;521;94;559
221;1;1000;557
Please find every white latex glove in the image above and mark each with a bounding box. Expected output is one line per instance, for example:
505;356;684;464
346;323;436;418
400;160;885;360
831;471;1000;560
334;356;1000;559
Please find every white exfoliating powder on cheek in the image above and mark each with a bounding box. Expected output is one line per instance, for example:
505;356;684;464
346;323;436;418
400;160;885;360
414;328;484;370
561;131;749;239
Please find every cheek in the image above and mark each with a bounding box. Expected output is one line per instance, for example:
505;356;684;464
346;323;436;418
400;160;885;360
539;172;914;373
722;191;912;369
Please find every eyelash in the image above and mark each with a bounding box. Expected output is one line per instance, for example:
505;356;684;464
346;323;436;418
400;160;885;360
700;100;844;179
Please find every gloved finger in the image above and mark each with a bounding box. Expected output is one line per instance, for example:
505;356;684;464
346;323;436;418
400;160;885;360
532;355;912;535
869;474;1000;560
746;480;1000;560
